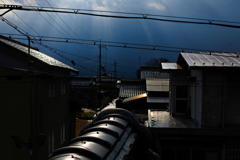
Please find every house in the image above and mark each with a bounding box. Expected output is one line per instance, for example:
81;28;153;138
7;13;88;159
167;52;240;128
138;66;169;79
0;35;78;160
149;55;240;160
117;79;146;110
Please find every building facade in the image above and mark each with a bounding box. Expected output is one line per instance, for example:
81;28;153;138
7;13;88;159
168;52;240;128
0;35;78;160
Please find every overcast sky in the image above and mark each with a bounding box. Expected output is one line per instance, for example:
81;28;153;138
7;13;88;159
1;0;240;78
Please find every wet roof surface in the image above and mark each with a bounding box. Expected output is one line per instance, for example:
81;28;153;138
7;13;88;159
147;110;197;128
0;37;78;72
181;52;240;67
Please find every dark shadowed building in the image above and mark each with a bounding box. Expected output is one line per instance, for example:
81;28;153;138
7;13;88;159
169;52;240;128
152;53;240;160
0;36;78;160
70;77;97;109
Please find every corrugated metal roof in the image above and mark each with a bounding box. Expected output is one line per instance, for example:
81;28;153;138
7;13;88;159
0;38;78;72
181;52;240;67
147;97;169;103
141;71;169;79
119;84;146;98
146;79;169;92
161;62;182;70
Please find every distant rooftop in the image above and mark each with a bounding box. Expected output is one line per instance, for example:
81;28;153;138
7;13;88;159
146;79;169;92
119;84;145;98
140;70;169;79
161;62;182;70
180;52;240;68
0;35;78;72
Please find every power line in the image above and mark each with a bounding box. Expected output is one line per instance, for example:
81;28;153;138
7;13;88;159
0;16;93;73
44;0;78;37
0;16;139;76
1;4;240;29
1;32;237;53
0;36;189;53
35;1;75;37
11;11;40;36
19;0;71;36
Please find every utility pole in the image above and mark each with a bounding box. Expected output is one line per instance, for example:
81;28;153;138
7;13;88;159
98;41;102;83
98;41;102;108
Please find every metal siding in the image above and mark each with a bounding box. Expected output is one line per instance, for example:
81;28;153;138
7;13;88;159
141;70;169;79
147;97;169;103
146;79;169;92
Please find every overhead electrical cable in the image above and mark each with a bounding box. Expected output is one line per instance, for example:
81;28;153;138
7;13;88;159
0;4;240;29
0;32;237;53
11;11;40;36
20;1;71;36
35;1;75;37
45;0;78;37
0;15;122;73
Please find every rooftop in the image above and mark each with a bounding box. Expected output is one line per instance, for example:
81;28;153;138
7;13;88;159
119;84;145;98
180;52;240;68
0;35;78;72
161;62;182;70
146;110;197;128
